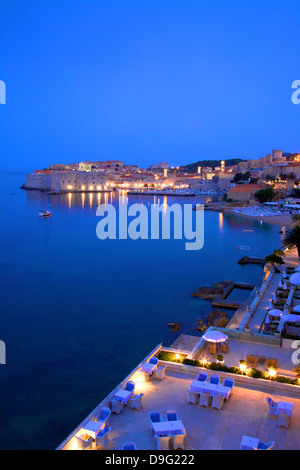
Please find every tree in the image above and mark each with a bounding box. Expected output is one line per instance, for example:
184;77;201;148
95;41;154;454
233;172;243;183
242;171;251;181
254;188;276;204
265;253;285;273
265;174;275;183
291;214;300;226
273;249;284;257
282;225;300;259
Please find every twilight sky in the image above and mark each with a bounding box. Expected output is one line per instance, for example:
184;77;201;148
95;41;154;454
0;0;299;172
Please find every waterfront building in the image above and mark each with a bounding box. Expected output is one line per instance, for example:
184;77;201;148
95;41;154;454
227;183;268;201
149;162;169;171
78;162;92;171
23;170;107;192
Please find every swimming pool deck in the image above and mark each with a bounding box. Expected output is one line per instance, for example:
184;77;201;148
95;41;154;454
61;369;300;450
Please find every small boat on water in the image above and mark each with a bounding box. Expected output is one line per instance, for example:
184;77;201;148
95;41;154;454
39;210;52;218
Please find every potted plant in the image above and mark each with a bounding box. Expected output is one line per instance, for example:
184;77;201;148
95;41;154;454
216;354;224;364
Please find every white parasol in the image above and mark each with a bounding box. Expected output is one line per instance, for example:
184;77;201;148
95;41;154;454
202;330;228;343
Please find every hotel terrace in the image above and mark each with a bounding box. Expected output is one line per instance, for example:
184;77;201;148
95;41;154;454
57;249;300;451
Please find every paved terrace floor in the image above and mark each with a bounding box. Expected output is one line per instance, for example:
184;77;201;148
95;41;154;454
198;338;296;379
97;370;300;450
247;272;282;332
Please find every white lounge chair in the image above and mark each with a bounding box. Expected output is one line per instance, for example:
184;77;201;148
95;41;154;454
122;441;137;450
95;426;111;449
153;365;167;380
266;397;278;417
222;378;234;393
199;393;210;407
110;397;125;414
211;395;224;410
128;393;144;410
209;374;220;385
196;372;208;382
154;433;171;450
278;413;291;429
171;430;186;450
166;410;178;421
96;406;110;425
149;410;163;432
139;369;150;382
124;380;135;393
258;440;275;450
75;434;93;450
187;389;198;405
149;357;159;366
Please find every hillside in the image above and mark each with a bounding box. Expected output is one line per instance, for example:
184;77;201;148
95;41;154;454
180;158;245;173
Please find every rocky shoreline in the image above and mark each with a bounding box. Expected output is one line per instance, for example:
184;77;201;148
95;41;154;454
168;280;232;335
190;279;232;299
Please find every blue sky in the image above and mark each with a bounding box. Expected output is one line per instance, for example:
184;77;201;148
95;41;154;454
0;0;299;171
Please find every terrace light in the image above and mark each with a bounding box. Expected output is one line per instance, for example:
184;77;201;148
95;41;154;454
268;367;277;379
239;360;247;374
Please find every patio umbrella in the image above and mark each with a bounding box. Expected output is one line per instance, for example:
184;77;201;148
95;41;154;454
289;273;300;285
202;330;228;343
281;314;300;323
268;309;283;316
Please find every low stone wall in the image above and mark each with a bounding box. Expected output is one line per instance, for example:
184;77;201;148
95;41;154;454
189;326;281;361
158;360;300;398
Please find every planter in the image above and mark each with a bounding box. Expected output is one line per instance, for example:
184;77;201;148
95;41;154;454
157;359;299;393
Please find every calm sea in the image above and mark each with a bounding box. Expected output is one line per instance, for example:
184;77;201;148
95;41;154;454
0;172;282;449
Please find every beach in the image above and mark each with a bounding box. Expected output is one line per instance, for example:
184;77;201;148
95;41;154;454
223;209;293;227
204;201;294;227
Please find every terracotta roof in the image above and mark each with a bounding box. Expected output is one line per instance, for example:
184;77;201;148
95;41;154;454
228;184;267;193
